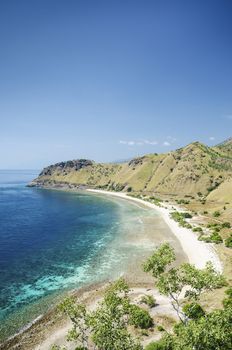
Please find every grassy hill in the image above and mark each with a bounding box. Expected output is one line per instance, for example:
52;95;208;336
31;140;232;201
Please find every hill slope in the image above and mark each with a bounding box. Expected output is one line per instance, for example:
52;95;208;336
30;140;232;200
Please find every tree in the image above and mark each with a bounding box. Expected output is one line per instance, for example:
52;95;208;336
88;279;142;350
171;307;232;350
144;244;231;350
143;243;175;278
143;243;226;323
55;278;143;350
128;304;153;329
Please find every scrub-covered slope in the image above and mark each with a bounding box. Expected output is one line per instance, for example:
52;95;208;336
30;140;232;199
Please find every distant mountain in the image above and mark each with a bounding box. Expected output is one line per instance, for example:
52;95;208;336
30;139;232;201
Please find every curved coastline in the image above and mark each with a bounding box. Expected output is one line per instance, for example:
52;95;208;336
1;187;223;350
1;186;187;349
87;189;223;273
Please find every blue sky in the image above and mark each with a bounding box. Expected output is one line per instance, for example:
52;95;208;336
0;0;232;169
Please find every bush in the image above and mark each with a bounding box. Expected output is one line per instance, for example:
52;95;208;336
193;226;203;233
209;233;223;244
145;336;173;350
129;305;153;329
222;287;232;308
225;235;232;248
182;212;193;219
140;295;156;308
182;302;205;320
200;236;212;243
221;222;231;229
213;211;221;217
185;223;192;229
127;186;133;192
170;212;192;228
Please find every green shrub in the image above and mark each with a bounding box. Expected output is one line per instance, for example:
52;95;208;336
140;294;156;308
176;199;190;205
145;336;173;350
200;236;212;243
225;235;232;248
193;226;203;233
221;222;231;229
141;329;149;336
182;302;205;320
210;233;223;244
182;212;192;219
157;325;165;332
222;287;232;308
129;305;153;329
185;223;192;229
213;211;221;217
170;212;192;228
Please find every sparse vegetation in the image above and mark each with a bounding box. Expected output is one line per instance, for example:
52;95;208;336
225;234;232;248
170;211;193;228
129;304;153;329
140;295;156;308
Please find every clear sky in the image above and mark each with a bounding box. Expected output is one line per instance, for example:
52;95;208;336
0;0;232;169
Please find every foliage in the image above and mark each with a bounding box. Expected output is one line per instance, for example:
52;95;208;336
209;232;223;244
56;278;143;350
170;212;193;228
213;211;221;217
147;292;232;350
143;244;226;323
192;226;203;232
181;212;192;219
223;287;232;308
225;234;232;248
140;294;156;308
128;304;153;329
221;222;231;228
143;243;175;278
145;335;173;350
58;297;88;347
182;302;205;320
176;199;190;205
171;307;232;350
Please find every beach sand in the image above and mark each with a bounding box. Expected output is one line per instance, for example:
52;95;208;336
87;189;222;273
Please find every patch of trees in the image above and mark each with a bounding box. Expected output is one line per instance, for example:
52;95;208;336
52;243;231;350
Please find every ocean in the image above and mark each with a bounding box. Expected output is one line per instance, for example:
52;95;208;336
0;170;164;341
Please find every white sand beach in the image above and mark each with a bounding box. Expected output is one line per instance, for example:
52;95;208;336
87;189;223;273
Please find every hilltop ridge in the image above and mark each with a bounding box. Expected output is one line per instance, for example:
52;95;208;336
30;139;232;201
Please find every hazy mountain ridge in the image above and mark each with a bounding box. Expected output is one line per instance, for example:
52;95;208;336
31;140;232;201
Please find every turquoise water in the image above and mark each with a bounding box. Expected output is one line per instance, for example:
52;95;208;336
0;170;155;340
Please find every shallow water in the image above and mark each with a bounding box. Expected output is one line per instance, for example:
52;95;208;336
0;170;186;341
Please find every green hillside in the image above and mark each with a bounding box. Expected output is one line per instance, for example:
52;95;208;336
30;140;232;201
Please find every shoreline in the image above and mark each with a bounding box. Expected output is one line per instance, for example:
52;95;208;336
87;189;223;273
2;186;180;349
1;186;223;349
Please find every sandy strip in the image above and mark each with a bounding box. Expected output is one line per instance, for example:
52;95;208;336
87;189;223;273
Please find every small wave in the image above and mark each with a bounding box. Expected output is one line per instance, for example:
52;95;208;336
7;314;43;341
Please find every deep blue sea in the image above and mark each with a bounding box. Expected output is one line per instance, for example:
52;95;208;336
0;170;155;340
